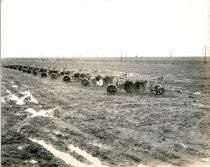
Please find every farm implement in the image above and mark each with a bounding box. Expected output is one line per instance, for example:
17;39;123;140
3;64;165;95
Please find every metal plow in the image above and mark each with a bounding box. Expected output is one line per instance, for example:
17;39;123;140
3;64;165;96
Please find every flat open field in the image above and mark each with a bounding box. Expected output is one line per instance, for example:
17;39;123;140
1;58;210;167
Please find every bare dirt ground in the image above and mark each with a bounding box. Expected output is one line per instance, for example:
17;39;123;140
1;59;210;167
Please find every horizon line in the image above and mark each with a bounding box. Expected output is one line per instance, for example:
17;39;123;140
1;56;209;59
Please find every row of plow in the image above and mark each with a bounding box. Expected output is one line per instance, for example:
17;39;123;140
3;64;165;95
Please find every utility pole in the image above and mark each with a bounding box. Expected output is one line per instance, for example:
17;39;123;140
204;46;207;64
170;51;172;59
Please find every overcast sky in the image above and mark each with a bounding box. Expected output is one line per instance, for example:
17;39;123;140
1;0;209;57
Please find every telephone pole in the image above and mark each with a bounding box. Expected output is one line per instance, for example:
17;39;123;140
170;51;172;59
204;46;207;64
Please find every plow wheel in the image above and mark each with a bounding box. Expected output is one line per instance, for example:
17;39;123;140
51;73;58;79
107;84;117;94
81;78;90;86
124;81;135;93
60;71;65;75
63;75;71;82
41;72;47;77
150;83;165;95
73;73;80;79
33;71;38;75
134;81;146;94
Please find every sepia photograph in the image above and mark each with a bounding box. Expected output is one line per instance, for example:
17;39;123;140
1;0;210;166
